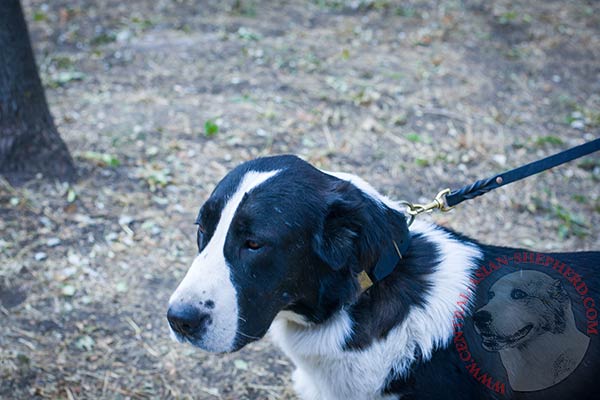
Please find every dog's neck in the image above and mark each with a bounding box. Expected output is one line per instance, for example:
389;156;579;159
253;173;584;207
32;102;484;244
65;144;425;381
271;220;482;371
357;234;411;293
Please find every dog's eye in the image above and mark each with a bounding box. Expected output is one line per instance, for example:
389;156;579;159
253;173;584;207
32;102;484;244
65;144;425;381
488;291;495;299
245;239;263;251
511;289;527;300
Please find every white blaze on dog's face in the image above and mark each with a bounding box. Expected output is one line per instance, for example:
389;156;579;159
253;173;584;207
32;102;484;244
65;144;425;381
473;270;570;351
167;170;280;352
167;155;415;354
166;156;362;353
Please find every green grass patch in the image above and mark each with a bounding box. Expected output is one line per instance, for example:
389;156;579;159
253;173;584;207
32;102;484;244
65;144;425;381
552;204;589;239
415;158;430;167
80;151;121;167
204;120;219;137
534;136;563;146
498;10;518;24
406;133;422;143
33;11;47;21
578;158;600;171
90;32;116;46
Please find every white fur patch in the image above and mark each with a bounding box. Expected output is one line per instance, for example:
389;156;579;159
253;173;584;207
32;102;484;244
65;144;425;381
270;172;483;399
169;170;280;352
271;309;353;357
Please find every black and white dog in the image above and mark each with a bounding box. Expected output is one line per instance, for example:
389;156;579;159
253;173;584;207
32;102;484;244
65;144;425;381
167;155;599;399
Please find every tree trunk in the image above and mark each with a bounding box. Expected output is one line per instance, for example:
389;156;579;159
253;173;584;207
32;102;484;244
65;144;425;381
0;0;76;184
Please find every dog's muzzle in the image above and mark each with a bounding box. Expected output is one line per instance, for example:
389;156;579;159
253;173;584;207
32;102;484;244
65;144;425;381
167;303;212;341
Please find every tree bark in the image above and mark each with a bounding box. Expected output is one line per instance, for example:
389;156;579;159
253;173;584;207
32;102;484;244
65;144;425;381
0;0;76;184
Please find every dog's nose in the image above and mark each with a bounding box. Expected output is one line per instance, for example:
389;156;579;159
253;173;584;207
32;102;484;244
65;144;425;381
167;303;212;338
472;310;492;327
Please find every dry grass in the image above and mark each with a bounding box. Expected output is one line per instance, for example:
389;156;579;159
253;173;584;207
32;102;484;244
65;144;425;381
1;0;599;398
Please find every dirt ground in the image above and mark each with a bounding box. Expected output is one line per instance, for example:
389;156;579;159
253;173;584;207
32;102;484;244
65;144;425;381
1;0;599;398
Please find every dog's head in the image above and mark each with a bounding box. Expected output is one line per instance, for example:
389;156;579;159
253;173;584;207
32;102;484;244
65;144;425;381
167;155;410;352
472;270;570;351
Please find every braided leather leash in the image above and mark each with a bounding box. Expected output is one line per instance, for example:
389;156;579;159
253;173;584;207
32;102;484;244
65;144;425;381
401;137;600;225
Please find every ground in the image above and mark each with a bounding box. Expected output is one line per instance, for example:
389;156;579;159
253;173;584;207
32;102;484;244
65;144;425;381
1;0;599;399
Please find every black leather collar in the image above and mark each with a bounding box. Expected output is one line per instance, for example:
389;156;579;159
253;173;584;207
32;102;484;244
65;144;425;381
358;232;411;292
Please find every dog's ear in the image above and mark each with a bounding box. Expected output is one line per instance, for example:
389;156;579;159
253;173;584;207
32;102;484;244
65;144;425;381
312;180;364;271
549;278;569;303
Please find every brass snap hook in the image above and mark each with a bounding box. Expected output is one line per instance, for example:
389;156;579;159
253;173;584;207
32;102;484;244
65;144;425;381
400;188;453;226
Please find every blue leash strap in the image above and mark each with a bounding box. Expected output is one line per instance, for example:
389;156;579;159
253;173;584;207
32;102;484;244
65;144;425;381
444;137;600;208
401;138;600;224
